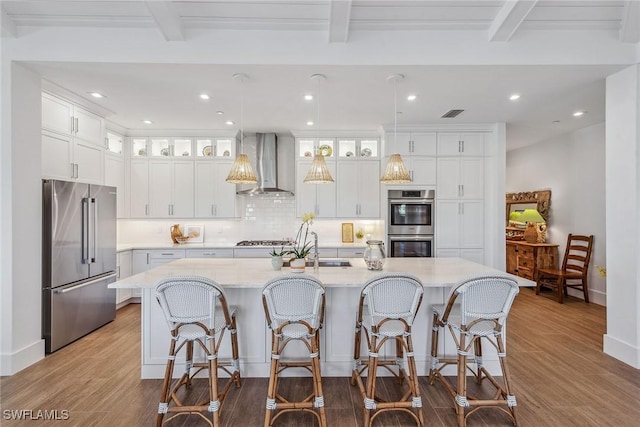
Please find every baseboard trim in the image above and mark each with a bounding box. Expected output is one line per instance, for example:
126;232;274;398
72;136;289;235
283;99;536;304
603;334;640;368
0;339;45;376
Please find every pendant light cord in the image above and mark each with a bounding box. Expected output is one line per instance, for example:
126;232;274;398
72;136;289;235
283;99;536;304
317;76;320;153
393;77;397;154
240;78;244;153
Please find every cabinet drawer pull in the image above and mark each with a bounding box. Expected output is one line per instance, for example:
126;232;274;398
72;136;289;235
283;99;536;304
203;252;216;256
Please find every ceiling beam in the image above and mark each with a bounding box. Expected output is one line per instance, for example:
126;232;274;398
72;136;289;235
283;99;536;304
620;1;640;43
328;0;352;43
1;10;17;38
488;0;537;42
145;1;184;41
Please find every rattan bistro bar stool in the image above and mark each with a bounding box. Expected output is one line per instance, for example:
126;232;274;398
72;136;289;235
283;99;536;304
428;275;519;427
155;276;241;427
262;274;327;427
351;273;425;427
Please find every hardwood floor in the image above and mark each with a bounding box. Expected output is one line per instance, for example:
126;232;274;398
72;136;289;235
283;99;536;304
2;289;639;426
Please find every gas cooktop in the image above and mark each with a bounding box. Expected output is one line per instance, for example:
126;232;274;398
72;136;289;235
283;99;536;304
236;240;295;247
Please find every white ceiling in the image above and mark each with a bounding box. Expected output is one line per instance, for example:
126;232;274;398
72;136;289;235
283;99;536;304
3;1;639;150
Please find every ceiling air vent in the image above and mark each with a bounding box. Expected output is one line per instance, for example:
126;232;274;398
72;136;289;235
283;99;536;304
441;109;464;118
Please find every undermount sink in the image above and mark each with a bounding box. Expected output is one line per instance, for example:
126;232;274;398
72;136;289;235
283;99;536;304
282;259;352;268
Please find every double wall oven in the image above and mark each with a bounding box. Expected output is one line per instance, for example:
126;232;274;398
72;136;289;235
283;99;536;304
387;189;434;257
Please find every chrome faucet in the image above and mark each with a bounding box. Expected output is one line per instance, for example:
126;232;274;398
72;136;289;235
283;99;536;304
310;231;319;270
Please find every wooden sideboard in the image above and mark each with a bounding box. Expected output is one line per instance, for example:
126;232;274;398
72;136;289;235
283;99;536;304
506;241;559;280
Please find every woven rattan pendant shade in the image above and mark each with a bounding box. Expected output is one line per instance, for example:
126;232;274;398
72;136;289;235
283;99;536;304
381;74;412;184
304;73;334;184
226;153;258;184
304;154;334;183
380;153;411;184
226;73;258;185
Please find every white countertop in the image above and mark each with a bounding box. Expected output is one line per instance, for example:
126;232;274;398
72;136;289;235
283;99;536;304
110;257;532;289
117;242;367;252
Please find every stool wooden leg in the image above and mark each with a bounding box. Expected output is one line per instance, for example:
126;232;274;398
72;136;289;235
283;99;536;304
428;313;440;384
157;338;177;427
456;333;467;427
496;333;519;427
351;316;362;386
311;333;327;427
405;333;424;426
363;334;379;427
557;276;564;303
264;333;280;427
230;315;242;388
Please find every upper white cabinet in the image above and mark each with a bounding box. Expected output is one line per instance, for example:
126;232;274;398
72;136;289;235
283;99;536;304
384;132;436;185
296;160;337;218
297;138;336;159
389;132;436;157
436;132;485;156
436;200;484;249
437;157;484;200
105;131;124;155
41;93;105;184
337;138;379;158
147;159;194;218
42;93;103;145
337;160;380;218
104;152;126;218
194;160;237;218
195;138;235;159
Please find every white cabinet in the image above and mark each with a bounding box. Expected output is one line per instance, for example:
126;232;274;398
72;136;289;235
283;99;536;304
105;131;124;155
132;249;186;297
233;248;273;258
104;153;126;218
295;160;337;218
389;132;436;157
437;157;483;200
131;159;194;218
130;160;150;217
337;138;379;158
116;250;133;306
186;248;234;258
41;93;105;184
436;248;484;265
337;247;366;258
385;132;436;185
194;160;237;218
437;132;485;156
436;200;484;250
336;160;380;218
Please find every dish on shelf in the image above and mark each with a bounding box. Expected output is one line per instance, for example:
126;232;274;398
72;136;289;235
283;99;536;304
182;151;190;156
202;145;213;156
160;148;170;156
304;151;312;157
345;151;354;157
319;144;332;157
361;147;372;157
137;148;146;156
223;150;230;157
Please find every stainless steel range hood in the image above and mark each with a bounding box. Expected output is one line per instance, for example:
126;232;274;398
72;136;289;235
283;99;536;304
237;133;294;196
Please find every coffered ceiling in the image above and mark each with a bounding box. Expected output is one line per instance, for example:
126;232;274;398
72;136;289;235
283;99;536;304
3;1;639;150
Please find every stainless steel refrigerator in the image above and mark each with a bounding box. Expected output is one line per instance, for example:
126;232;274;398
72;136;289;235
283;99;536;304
42;179;117;353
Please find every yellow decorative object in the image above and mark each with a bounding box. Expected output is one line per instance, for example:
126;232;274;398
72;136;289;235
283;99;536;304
596;265;607;277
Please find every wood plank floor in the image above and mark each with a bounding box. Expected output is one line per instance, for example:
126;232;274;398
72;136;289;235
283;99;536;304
2;289;639;426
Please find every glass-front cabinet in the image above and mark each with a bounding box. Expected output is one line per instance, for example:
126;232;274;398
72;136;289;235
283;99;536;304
105;131;123;155
196;138;235;158
131;138;148;157
338;138;379;158
297;138;335;159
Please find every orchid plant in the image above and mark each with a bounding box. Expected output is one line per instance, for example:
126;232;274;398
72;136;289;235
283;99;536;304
288;212;315;259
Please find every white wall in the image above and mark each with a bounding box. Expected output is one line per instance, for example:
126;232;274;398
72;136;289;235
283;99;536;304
0;62;45;375
506;122;606;305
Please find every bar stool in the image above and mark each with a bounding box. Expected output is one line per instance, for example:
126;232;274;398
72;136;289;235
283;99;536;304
262;274;327;427
155;276;241;427
428;275;519;427
350;273;424;427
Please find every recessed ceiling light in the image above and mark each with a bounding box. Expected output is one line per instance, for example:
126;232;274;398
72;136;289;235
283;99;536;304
509;94;521;101
304;94;313;101
407;94;417;101
225;120;235;125
89;92;105;98
216;111;224;115
573;111;585;117
142;120;153;125
307;121;314;126
200;94;210;100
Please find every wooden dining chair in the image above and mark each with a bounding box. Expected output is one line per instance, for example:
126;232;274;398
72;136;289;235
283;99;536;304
536;234;594;303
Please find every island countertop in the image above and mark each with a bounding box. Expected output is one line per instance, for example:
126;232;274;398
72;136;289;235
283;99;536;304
110;257;532;289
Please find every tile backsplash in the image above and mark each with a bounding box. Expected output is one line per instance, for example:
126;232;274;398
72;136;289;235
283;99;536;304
118;194;384;246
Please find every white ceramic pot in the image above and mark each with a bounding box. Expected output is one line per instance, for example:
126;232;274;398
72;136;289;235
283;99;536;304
271;256;284;271
289;257;306;273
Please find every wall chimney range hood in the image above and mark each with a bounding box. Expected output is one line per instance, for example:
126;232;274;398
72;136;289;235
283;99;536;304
237;133;294;196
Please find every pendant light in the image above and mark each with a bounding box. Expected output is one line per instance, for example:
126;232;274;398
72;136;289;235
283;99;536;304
304;74;334;184
380;74;411;184
226;73;258;184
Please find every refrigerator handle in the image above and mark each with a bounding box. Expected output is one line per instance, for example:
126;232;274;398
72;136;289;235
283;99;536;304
82;197;91;264
91;197;97;263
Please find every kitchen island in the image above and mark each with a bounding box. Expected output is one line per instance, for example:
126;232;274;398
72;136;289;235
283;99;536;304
110;257;532;379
